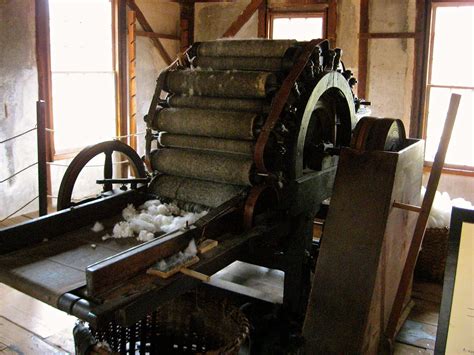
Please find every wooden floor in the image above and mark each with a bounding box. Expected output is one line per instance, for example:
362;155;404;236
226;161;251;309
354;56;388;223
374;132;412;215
0;281;442;354
1;216;441;354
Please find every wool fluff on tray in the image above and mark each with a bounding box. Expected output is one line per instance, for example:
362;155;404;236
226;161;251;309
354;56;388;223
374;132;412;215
421;187;474;229
102;200;208;242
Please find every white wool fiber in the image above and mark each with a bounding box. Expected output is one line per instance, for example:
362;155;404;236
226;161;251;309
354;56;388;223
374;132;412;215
137;230;155;242
91;221;104;233
112;221;134;239
154;239;198;272
106;200;208;241
102;234;112;241
141;199;162;209
122;204;137;221
130;218;156;234
421;187;474;228
184;239;197;257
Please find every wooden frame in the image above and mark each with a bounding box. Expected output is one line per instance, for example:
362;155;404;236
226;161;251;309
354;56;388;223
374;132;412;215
268;11;327;40
420;1;474;172
435;207;474;354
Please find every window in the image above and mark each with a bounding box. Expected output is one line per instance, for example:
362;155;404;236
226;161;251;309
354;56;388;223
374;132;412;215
49;0;117;156
424;4;474;169
270;13;325;41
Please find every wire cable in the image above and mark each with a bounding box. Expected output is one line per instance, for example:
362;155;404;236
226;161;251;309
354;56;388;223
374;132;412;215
0;127;37;144
0;196;39;223
47;160;129;168
0;162;38;183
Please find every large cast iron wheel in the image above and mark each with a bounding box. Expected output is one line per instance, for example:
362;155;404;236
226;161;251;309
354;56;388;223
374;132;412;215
57;140;147;210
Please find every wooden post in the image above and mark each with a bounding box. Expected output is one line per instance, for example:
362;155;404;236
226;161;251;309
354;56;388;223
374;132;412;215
37;101;48;216
358;0;369;99
128;10;137;150
385;94;461;345
180;2;194;51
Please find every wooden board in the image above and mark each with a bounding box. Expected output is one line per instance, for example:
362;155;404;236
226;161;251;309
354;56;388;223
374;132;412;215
397;320;437;350
303;140;424;354
0;316;64;354
0;284;76;339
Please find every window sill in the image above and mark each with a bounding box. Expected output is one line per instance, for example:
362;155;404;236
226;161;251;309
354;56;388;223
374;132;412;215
423;162;474;177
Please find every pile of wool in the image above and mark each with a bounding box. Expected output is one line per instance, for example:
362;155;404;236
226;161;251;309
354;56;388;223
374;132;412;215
421;187;474;228
102;200;207;242
154;239;198;272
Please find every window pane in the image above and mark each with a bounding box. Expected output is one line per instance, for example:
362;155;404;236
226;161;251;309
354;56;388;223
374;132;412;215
272;17;323;41
52;73;116;151
49;0;113;72
430;6;474;87
425;87;474;166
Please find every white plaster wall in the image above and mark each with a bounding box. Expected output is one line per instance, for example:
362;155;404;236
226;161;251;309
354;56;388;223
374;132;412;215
135;0;180;156
0;0;39;218
195;0;258;42
336;0;360;80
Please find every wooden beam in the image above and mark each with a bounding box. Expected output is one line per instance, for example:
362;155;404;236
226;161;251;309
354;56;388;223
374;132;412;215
128;11;137;150
127;0;172;65
358;0;369;99
136;30;180;41
223;0;264;38
409;0;429;138
359;32;418;39
385;94;461;346
34;0;53;211
257;0;267;38
180;2;195;51
327;0;337;46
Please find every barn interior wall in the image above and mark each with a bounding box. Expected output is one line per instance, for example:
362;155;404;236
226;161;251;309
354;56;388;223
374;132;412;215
0;0;471;220
0;0;39;219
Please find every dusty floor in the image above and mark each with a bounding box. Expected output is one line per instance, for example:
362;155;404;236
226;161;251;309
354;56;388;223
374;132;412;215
0;214;440;354
0;281;441;354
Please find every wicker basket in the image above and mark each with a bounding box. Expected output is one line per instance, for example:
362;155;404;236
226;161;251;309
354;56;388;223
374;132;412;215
91;291;249;354
415;227;449;283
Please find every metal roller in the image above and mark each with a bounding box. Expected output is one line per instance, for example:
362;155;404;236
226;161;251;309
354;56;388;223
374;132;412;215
167;95;268;113
159;133;253;156
153;108;259;140
196;39;297;58
149;174;246;208
164;70;277;99
151;149;255;186
194;56;289;72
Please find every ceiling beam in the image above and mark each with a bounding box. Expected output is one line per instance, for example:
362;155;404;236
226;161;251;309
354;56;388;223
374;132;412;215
222;0;264;38
127;0;173;65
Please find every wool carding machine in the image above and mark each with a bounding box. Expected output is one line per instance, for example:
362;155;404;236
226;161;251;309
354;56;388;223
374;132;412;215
0;39;421;354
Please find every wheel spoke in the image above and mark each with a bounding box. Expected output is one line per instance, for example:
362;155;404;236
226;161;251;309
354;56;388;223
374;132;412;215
104;150;113;192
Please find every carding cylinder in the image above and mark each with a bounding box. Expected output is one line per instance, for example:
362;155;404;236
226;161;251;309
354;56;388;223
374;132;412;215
194;56;286;72
159;134;253;156
164;70;277;99
149;175;246;208
153;108;258;140
151;149;255;186
167;95;268;113
196;40;296;58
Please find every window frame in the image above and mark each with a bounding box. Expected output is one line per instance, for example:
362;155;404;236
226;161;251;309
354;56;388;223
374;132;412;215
422;1;474;175
41;0;127;161
268;11;327;40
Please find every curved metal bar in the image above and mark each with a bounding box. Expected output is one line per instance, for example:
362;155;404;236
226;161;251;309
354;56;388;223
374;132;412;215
57;140;147;210
294;71;357;178
254;39;325;174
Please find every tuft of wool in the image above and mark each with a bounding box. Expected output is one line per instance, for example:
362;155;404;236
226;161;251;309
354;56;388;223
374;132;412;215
421;187;474;228
137;230;155;242
141;199;162;209
130;218;156;234
154;239;198;272
112;221;134;238
122;204;137;221
184;239;197;257
91;221;104;233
